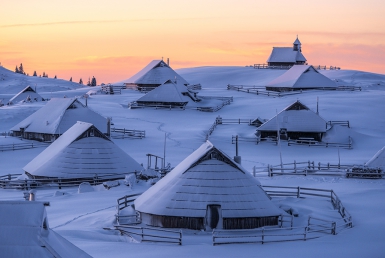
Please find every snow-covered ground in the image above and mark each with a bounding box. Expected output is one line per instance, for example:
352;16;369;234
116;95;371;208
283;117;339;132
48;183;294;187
1;66;385;257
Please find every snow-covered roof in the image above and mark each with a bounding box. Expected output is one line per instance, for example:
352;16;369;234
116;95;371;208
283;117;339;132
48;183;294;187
117;60;189;86
8;85;44;105
135;141;282;218
266;65;337;89
0;201;91;258
257;100;327;133
23;121;143;178
267;47;307;63
10;98;107;134
136;79;190;104
293;37;301;45
365;146;385;169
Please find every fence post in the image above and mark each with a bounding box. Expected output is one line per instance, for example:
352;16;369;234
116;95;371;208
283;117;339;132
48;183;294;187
318;162;321;170
261;227;264;244
179;229;183;245
141;228;144;242
308;160;310;169
253;166;256;177
294;160;296;173
297;187;300;198
304;226;307;241
332;222;336;235
8;174;11;181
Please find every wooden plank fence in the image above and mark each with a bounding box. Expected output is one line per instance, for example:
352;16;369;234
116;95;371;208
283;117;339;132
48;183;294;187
0;173;138;190
0;141;50;152
110;127;145;139
213;186;352;245
253;64;341;70
287;136;352;149
114;225;182;245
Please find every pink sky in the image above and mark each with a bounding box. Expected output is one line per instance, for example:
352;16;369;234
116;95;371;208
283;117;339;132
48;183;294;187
1;0;384;83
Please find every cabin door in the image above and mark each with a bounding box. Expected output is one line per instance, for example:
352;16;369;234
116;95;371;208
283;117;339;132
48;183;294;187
205;205;222;230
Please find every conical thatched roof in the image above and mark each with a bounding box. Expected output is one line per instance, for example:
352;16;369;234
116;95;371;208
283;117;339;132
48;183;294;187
266;65;337;90
135;141;281;219
136;79;190;105
0;201;91;257
257;100;327;133
117;60;188;86
10;98;107;135
24;121;142;179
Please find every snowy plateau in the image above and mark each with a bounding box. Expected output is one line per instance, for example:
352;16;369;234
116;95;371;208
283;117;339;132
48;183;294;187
0;65;385;257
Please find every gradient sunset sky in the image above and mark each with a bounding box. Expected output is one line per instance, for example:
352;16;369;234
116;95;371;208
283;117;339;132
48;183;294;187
1;0;384;83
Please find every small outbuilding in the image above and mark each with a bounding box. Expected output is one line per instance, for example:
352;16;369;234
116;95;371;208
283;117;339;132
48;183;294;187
256;100;327;141
0;201;91;257
23;121;143;180
266;65;337;92
134;79;198;109
134;141;282;231
117;60;189;92
267;36;307;67
11;98;107;142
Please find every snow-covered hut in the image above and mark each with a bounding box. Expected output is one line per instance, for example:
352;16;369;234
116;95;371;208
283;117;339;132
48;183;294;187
365;146;385;170
7;85;44;105
118;60;189;92
0;201;91;257
23;121;143;180
256;100;327;141
267;36;307;67
11;98;107;142
134;141;282;230
266;65;337;92
134;79;198;108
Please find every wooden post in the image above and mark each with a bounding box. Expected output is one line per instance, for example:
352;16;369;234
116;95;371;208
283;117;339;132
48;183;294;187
261;227;264;244
297;187;300;198
294;160;297;173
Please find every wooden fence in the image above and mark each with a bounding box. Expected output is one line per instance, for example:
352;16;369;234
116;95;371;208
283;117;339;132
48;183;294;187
0;173;136;190
287;136;352;149
110;127;145;139
115;193;142;225
114;225;182;245
213;186;352;245
187;83;202;90
101;85;124;94
0;141;50;152
253;64;341;70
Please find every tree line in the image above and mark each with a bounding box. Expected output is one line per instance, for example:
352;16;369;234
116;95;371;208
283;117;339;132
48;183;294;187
14;63;98;86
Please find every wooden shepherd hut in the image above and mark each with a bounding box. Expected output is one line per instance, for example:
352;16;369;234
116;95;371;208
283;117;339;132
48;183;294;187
134;141;282;231
7;85;45;105
266;65;337;92
256;100;327;141
0;201;91;257
11;98;107;142
23;121;143;180
134;79;198;109
267;36;307;67
117;60;189;92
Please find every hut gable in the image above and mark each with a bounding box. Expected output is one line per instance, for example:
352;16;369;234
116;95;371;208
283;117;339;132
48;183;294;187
8;85;44;105
256;100;327;140
118;60;189;90
266;65;337;92
0;201;91;258
365;146;385;169
23;121;142;179
10;98;107;140
135;141;281;230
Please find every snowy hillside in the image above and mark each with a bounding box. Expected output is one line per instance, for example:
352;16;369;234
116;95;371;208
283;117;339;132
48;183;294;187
0;66;385;257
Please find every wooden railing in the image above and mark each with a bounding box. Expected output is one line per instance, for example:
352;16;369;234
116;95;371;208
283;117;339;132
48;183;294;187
213;186;352;245
0;141;50;152
110;127;145;139
115;193;142;225
327;120;350;128
287;136;352;149
115;225;182;245
0;173;138;190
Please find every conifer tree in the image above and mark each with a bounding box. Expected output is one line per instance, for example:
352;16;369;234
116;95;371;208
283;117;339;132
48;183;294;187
87;77;91;86
19;63;24;74
69;77;72;82
79;78;83;84
15;66;19;73
54;75;57;79
33;71;37;76
91;76;97;86
43;72;46;77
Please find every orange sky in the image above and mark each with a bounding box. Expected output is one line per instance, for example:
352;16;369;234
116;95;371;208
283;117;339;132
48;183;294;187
1;0;384;83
